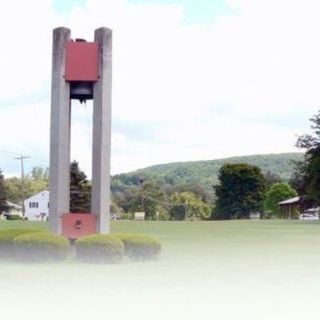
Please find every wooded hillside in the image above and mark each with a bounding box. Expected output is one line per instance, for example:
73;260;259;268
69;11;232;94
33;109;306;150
111;153;303;193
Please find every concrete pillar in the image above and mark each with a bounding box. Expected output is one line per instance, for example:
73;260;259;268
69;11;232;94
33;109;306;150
49;27;71;234
91;28;112;234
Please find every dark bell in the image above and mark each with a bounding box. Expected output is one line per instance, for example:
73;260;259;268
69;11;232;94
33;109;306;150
70;81;93;103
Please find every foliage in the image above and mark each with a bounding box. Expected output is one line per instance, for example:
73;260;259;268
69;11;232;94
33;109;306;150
0;228;46;258
289;160;306;194
112;181;169;220
111;153;302;217
169;203;185;221
120;211;134;220
5;166;49;204
29;167;49;181
169;192;211;221
75;234;124;263
13;232;69;262
296;110;320;204
140;181;167;220
112;186;140;214
164;182;214;204
115;233;161;260
155;206;170;221
110;201;124;216
70;161;91;213
264;171;282;190
6;215;24;221
111;153;302;196
4;177;21;204
213;163;266;220
264;183;298;216
0;169;8;212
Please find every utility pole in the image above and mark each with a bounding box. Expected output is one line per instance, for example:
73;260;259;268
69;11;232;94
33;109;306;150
15;155;29;216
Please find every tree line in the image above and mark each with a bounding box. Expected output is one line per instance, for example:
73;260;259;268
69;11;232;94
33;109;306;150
1;110;319;220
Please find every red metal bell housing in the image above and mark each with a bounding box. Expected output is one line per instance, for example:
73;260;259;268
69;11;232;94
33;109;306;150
65;40;99;102
65;41;99;81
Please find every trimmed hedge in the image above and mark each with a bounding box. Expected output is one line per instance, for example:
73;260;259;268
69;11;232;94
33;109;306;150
115;233;162;260
75;234;124;263
13;233;70;262
6;215;24;221
0;228;46;259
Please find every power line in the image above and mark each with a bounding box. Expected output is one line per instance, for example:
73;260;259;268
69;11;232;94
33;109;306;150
29;157;49;165
0;148;21;156
0;148;48;166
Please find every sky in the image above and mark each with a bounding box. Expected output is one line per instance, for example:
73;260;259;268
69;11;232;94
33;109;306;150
0;0;319;177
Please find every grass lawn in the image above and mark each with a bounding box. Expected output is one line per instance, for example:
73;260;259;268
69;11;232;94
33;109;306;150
1;219;320;266
1;219;320;320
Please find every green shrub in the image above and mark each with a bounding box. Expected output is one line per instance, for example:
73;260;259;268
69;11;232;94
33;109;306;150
75;234;124;263
0;228;46;259
115;233;162;260
13;233;69;262
6;215;23;221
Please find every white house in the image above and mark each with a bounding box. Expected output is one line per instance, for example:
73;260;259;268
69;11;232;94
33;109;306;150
24;191;49;221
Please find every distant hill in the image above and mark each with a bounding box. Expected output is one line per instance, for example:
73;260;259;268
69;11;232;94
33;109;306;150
111;153;304;193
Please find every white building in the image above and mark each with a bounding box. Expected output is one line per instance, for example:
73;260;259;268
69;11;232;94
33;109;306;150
24;191;49;221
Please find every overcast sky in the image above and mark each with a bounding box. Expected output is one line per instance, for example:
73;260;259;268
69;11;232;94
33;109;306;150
0;0;319;177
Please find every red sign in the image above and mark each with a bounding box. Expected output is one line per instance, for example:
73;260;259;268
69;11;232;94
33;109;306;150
62;213;97;239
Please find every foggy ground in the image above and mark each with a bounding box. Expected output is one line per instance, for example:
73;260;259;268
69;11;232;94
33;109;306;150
0;220;319;320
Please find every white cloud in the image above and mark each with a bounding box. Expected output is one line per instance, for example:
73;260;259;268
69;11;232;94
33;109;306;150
0;0;319;176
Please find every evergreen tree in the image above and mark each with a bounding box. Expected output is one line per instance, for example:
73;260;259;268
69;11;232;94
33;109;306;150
70;161;91;213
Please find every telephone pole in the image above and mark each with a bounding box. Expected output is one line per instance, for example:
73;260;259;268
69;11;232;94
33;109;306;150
15;155;29;216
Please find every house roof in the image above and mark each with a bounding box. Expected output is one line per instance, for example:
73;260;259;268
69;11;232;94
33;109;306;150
24;190;49;202
4;201;22;209
278;196;301;205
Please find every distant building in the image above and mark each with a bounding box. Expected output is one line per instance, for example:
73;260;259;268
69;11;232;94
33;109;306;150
24;191;49;221
6;201;23;216
0;201;23;219
278;196;317;219
134;212;145;221
249;212;261;219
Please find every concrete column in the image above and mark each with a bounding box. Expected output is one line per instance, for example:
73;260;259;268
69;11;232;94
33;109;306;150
49;27;71;234
92;28;112;234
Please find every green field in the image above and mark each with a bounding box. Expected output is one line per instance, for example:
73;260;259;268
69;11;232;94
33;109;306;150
1;219;320;268
1;220;320;320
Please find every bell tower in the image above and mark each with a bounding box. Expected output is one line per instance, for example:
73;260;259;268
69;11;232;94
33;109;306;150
49;27;112;237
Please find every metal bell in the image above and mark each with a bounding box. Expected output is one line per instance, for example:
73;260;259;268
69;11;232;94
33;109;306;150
70;81;93;103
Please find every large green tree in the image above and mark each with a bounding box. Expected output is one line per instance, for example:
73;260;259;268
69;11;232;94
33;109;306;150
296;110;320;204
70;161;91;213
264;182;298;217
213;163;266;220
